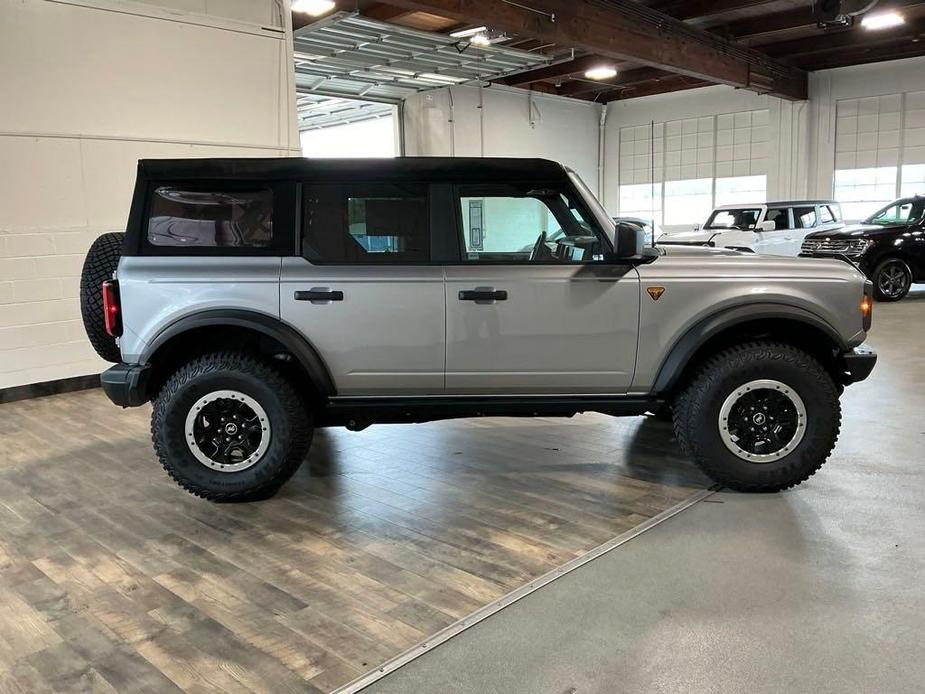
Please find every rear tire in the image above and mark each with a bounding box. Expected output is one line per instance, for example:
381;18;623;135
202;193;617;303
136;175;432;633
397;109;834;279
79;232;124;362
151;352;312;501
673;342;840;492
871;257;912;302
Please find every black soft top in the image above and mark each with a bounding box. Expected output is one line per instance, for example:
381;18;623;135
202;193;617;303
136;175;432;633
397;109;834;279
138;157;571;183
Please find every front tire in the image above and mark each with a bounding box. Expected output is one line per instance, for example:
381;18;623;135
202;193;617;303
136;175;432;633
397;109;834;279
152;352;312;501
673;342;841;492
872;257;912;302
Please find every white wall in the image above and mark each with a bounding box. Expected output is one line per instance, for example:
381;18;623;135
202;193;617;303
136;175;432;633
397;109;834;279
403;85;603;196
0;0;300;389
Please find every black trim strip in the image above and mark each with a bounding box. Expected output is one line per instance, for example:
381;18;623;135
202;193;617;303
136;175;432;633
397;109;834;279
0;374;100;405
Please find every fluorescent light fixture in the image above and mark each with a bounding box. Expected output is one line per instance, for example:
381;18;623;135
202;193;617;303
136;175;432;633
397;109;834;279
450;25;488;38
291;0;336;16
584;65;618;80
470;32;491;46
861;11;905;30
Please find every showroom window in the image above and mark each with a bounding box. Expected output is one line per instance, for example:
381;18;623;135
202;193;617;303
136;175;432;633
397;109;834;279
147;187;274;248
619;183;662;223
832;167;898;222
456;185;602;263
302;183;430;263
663;178;713;226
714;175;767;207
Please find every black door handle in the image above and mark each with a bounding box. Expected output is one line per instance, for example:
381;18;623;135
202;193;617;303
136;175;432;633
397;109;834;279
294;290;344;302
459;289;508;303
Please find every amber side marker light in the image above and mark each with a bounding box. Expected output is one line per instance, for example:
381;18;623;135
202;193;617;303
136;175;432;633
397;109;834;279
861;295;873;331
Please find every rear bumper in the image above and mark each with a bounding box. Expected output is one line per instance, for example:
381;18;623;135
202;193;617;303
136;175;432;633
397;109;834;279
839;345;877;384
100;363;151;407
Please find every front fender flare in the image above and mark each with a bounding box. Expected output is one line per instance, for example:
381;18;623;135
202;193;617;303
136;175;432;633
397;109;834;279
651;303;848;394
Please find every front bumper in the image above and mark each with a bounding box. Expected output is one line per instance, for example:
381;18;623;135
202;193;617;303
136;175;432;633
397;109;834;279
838;345;877;384
100;363;152;407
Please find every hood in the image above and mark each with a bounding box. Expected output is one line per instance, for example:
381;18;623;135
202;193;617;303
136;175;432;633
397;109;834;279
658;244;747;258
805;223;908;239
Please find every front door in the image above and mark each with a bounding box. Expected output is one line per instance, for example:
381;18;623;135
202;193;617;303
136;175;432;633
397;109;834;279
281;182;445;395
755;206;794;255
443;183;640;394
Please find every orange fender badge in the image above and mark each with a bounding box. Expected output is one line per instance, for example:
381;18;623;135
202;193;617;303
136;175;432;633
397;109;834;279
647;286;666;301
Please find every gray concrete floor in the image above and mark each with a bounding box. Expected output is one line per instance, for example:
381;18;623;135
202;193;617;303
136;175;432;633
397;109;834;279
367;288;925;694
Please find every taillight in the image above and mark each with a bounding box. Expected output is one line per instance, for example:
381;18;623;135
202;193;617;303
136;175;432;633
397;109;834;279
861;280;873;331
101;279;122;337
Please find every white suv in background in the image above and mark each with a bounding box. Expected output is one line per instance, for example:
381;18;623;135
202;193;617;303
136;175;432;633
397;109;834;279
659;200;844;256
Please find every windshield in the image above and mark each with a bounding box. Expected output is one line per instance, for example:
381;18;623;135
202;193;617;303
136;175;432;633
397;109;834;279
864;198;925;225
705;208;763;230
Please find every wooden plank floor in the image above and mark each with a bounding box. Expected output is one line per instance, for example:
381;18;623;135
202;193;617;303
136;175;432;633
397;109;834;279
0;389;709;693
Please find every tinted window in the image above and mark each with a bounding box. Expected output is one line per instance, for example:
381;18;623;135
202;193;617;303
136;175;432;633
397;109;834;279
793;206;817;229
764;208;789;230
865;199;924;225
457;184;603;264
303;183;429;263
148;187;273;247
705;208;761;230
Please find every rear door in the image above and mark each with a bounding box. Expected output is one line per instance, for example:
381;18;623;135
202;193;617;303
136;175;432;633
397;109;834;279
280;182;445;395
788;205;820;255
443;182;640;394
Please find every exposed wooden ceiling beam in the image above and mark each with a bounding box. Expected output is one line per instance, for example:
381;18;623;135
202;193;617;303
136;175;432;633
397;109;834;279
796;38;925;70
558;67;671;96
598;75;712;102
496;55;604;86
651;0;779;23
363;3;417;20
727;0;924;43
762;16;925;59
377;0;808;99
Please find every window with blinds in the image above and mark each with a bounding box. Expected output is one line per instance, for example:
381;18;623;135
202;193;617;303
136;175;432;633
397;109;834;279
617;109;769;227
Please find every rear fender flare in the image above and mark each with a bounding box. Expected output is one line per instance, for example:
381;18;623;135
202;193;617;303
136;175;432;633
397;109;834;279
140;309;336;397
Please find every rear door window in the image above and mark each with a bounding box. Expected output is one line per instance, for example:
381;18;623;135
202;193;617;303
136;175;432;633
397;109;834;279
793;206;817;229
302;183;430;264
147;187;274;248
818;205;836;224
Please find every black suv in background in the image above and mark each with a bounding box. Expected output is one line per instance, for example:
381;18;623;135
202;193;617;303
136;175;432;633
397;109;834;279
801;196;925;301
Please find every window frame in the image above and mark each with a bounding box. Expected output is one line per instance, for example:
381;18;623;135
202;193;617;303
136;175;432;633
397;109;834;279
447;180;613;265
299;180;438;266
139;179;296;257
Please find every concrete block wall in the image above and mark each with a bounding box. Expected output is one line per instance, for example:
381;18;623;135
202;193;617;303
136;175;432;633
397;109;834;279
0;0;300;389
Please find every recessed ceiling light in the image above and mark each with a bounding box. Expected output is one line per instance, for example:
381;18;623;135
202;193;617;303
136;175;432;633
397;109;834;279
291;0;336;16
450;26;488;38
585;65;618;80
861;11;905;30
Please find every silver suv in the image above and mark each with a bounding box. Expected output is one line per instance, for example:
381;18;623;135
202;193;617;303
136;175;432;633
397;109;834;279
80;158;876;501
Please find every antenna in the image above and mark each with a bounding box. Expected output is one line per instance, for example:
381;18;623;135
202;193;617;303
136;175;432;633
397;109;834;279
650;119;656;248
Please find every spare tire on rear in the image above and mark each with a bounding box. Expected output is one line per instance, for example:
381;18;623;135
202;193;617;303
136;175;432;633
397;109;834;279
80;232;124;363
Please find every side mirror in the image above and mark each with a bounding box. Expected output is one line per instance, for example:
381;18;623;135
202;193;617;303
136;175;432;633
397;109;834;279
758;220;776;232
613;222;646;259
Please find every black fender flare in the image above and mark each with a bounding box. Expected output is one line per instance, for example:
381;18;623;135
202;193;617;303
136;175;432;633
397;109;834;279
140;309;336;397
652;303;848;394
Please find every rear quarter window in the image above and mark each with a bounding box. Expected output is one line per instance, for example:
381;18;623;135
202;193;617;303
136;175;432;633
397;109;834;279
146;186;276;251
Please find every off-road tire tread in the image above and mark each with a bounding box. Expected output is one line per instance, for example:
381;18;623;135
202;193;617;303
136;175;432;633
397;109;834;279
673;341;841;492
151;352;311;501
79;232;125;362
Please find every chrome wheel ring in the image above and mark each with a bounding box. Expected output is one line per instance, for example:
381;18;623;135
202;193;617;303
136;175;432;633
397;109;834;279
184;390;271;472
719;379;807;463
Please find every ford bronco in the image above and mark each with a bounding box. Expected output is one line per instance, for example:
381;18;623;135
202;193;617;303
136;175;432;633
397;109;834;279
80;157;876;501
